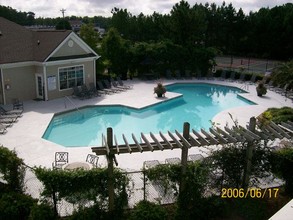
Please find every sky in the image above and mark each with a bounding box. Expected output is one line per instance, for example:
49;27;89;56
0;0;291;18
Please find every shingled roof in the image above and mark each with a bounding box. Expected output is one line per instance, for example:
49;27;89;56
0;17;71;64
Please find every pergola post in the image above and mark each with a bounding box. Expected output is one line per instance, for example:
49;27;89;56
107;127;115;212
180;122;190;194
243;117;256;189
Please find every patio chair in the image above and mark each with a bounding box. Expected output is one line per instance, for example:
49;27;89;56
12;99;24;110
175;70;182;79
143;160;160;169
206;71;215;80
81;84;94;98
86;154;99;168
184;70;192;79
165;157;181;164
88;83;103;96
195;71;203;79
72;86;86;99
188;154;204;162
0;117;17;124
117;76;133;89
248;73;257;84
227;71;236;82
236;72;246;83
219;70;227;81
110;78;128;90
103;79;123;92
52;152;69;169
0;123;8;134
0;113;19;121
275;83;290;95
0;106;23;115
97;81;115;94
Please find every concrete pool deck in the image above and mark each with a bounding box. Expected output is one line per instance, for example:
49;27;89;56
1;78;292;171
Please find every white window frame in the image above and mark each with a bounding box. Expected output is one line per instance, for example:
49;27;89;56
58;65;85;91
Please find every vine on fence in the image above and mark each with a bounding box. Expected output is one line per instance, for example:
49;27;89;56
34;167;129;213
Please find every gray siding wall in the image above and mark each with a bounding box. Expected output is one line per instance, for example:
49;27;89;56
3;66;36;104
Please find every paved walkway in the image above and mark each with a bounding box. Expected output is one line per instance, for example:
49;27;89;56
1;79;292;171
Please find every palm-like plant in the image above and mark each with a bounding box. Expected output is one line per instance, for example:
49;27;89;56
271;60;293;88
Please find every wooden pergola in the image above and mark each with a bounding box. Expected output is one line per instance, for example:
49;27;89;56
92;118;293;211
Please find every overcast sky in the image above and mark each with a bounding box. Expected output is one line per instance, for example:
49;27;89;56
1;0;291;18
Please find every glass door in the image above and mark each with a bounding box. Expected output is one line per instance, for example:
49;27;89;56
35;74;43;100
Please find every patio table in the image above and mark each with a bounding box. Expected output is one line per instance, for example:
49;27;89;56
63;162;92;170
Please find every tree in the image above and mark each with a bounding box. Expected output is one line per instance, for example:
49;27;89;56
79;23;100;51
101;28;130;79
55;20;72;30
169;0;207;46
110;8;132;38
271;60;293;88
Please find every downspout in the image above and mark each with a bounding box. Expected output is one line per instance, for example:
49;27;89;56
0;68;6;104
43;64;48;101
93;58;97;87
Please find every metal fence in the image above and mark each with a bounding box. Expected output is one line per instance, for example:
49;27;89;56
23;164;284;217
23;168;177;217
215;56;281;74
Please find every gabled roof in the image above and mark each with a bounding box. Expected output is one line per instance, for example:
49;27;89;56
0;17;72;64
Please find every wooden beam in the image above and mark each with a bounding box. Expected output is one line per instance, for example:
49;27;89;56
209;128;228;144
201;129;219;145
281;122;293;131
168;131;183;148
150;132;164;151
175;130;191;148
269;122;291;138
263;125;283;139
122;134;132;153
224;126;244;142
192;129;210;145
188;133;201;146
160;132;174;150
132;134;143;153
114;135;120;155
103;134;110;155
239;126;261;140
278;124;293;134
141;133;154;152
215;127;237;143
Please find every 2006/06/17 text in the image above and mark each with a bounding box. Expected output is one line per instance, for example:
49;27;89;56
221;188;279;199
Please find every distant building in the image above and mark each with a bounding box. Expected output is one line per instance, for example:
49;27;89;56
69;20;83;32
0;17;100;104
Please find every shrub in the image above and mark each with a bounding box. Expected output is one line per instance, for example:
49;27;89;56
130;201;168;220
0;192;36;220
270;146;293;196
0;146;25;193
209;141;271;190
69;204;104;220
28;202;56;220
262;107;293;123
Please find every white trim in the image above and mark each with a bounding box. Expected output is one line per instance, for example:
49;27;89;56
44;32;99;62
0;57;98;69
43;65;48;101
93;60;96;87
58;64;85;91
35;74;44;100
44;57;97;66
0;61;43;69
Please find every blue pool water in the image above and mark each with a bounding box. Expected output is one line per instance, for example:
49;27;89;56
43;83;254;147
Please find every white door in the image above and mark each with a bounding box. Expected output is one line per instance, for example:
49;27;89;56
35;74;43;100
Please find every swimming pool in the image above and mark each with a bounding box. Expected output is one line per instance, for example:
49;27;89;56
43;83;254;147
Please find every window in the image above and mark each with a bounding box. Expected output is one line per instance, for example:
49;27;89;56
59;65;84;90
